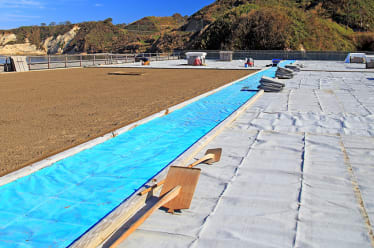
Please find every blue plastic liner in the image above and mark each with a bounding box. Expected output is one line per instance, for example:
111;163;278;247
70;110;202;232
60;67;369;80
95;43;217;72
0;61;293;247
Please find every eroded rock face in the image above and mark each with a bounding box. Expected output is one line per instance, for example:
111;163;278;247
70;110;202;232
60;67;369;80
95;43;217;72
0;43;45;55
0;33;17;46
43;26;80;54
0;26;80;55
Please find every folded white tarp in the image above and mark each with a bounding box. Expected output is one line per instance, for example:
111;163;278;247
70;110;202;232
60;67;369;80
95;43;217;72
259;76;285;92
260;76;285;87
285;64;301;72
276;67;294;79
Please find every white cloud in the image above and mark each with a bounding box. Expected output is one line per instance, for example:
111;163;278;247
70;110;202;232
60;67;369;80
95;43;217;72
0;0;44;9
94;3;103;7
0;13;41;24
6;14;40;18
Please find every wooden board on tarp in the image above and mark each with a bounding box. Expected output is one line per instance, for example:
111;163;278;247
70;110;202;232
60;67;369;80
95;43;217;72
159;166;201;212
10;56;29;72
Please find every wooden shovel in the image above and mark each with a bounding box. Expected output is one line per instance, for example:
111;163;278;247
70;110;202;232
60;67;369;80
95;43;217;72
187;148;222;168
139;148;222;196
110;166;201;247
109;185;182;248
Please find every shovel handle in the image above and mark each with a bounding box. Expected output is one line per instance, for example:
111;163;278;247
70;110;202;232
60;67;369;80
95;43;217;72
110;185;181;248
139;179;166;196
187;154;214;168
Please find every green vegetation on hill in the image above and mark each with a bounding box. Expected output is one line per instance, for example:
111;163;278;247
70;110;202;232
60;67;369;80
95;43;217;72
155;0;372;52
296;0;374;31
1;0;374;53
9;24;74;49
0;15;187;54
188;2;356;51
126;14;187;33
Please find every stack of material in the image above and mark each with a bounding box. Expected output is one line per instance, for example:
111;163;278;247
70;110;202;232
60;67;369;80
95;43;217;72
366;55;374;69
9;56;29;72
276;66;293;79
258;76;285;92
285;64;301;72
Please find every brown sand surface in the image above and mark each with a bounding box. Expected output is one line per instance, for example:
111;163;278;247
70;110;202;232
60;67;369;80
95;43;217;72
0;68;253;176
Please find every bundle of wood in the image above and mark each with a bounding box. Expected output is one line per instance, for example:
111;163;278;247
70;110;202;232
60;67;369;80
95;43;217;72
258;76;285;92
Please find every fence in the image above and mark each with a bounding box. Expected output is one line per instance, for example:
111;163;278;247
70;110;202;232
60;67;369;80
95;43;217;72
0;53;180;72
179;50;374;61
3;50;374;72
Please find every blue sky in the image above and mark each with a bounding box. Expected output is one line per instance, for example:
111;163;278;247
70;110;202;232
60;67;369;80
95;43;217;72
0;0;215;30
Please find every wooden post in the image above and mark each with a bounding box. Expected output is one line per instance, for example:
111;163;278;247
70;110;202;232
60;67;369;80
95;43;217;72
28;57;31;70
80;55;82;67
48;55;50;69
93;55;96;65
111;55;113;64
65;55;67;68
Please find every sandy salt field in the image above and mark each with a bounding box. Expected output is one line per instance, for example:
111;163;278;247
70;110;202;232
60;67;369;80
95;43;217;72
0;68;252;176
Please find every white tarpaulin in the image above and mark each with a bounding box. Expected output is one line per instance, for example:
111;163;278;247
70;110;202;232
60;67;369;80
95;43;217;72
344;53;366;63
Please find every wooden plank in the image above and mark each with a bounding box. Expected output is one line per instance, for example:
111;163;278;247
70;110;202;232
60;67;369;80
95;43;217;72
10;56;29;72
160;166;201;211
18;57;25;72
69;183;165;248
21;56;29;72
70;193;147;248
10;56;21;72
16;56;23;72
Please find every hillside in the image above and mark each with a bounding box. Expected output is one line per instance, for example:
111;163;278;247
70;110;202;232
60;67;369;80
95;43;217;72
125;14;186;33
1;1;374;54
0;15;186;55
152;0;374;52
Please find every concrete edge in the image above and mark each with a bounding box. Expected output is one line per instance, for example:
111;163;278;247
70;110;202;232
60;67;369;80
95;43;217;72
0;69;262;187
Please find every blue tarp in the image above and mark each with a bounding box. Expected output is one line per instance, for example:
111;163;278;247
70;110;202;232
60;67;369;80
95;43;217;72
0;61;293;247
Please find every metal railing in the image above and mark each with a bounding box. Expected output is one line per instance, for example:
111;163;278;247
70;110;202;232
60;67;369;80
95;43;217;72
179;50;374;61
3;50;374;72
26;53;180;70
0;53;181;72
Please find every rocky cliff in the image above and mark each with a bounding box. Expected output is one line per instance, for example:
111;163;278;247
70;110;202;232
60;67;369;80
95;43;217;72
0;15;186;55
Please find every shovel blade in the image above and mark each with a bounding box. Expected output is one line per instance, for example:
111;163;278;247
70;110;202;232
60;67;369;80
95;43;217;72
160;166;201;211
204;148;222;164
